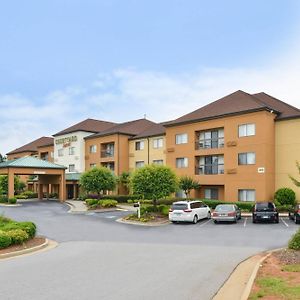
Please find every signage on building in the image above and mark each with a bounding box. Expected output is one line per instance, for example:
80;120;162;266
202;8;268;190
258;167;265;173
34;171;46;174
55;136;77;145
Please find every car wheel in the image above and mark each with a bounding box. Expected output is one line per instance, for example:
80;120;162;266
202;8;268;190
252;217;256;223
275;217;279;224
207;211;211;219
214;220;218;224
193;215;198;224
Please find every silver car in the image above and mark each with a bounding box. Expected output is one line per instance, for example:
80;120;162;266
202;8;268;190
212;204;241;223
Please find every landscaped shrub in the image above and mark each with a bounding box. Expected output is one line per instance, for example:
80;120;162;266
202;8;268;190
49;192;58;198
98;199;118;208
101;195;140;203
8;197;17;204
0;195;8;203
18;222;36;238
15;194;28;199
85;199;98;206
275;188;296;206
21;191;38;198
288;229;300;250
8;229;29;244
0;215;11;223
0;231;12;249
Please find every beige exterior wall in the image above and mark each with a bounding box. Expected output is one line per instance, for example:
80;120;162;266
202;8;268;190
275;118;300;201
166;110;276;202
129;136;166;171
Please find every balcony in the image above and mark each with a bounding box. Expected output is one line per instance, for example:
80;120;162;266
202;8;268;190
101;143;115;158
101;150;114;158
195;138;225;150
195;165;224;175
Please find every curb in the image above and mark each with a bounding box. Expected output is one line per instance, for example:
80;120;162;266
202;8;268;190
116;218;170;227
0;203;22;207
65;201;87;214
0;238;58;260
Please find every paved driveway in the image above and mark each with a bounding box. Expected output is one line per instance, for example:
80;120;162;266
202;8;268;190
0;201;298;300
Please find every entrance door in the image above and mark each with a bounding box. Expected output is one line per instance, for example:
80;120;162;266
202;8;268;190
67;185;74;199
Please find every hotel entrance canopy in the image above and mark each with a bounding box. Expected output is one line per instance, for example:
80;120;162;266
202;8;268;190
0;156;67;201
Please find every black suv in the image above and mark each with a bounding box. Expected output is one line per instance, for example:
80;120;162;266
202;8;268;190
288;204;300;224
252;202;279;223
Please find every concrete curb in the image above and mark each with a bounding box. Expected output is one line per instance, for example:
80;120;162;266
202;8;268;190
213;248;282;300
0;238;58;260
116;217;170;227
0;203;22;207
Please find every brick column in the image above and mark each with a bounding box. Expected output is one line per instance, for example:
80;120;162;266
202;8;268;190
8;170;15;199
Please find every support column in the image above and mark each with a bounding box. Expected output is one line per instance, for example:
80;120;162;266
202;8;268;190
73;184;78;199
46;184;50;199
8;171;15;199
59;173;66;202
38;183;43;200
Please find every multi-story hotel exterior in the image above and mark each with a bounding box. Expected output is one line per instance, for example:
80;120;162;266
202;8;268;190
5;90;300;201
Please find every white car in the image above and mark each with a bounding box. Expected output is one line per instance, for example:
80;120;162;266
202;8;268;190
169;201;211;224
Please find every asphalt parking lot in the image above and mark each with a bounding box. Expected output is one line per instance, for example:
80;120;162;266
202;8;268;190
0;201;299;300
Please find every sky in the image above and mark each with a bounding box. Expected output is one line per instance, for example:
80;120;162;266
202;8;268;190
1;0;300;154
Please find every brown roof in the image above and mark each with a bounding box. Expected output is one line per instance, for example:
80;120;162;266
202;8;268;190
53;118;117;136
130;123;166;140
7;137;54;155
252;92;300;120
165;90;300;126
85;119;157;140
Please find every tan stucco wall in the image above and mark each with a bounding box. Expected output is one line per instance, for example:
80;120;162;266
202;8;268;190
129;136;166;171
166;110;276;202
275;118;300;201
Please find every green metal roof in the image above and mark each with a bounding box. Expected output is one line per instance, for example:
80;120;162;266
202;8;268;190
0;156;67;169
66;173;81;181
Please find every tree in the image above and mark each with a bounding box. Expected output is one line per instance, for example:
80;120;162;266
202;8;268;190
274;188;296;206
118;171;131;193
179;176;200;198
80;167;117;195
0;175;25;195
131;165;178;207
0;154;6;163
289;161;300;187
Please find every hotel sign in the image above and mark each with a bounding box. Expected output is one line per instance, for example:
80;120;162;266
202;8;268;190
55;136;77;145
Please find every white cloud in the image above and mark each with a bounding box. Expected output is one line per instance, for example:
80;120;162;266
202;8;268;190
2;47;300;155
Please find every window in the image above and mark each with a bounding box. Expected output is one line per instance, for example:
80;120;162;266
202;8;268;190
238;152;256;165
190;202;201;209
135;161;145;168
101;143;114;157
176;157;188;168
135;141;145;151
238;189;256;202
175;133;188;144
204;188;219;200
153;138;163;149
69;164;75;172
90;145;97;153
153;159;163;165
198;155;224;175
90;163;96;168
197;128;224;149
69;147;75;155
238;123;255;137
58;149;64;157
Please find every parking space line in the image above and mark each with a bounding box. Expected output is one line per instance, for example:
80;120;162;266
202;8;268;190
243;217;248;227
281;218;289;227
199;219;212;227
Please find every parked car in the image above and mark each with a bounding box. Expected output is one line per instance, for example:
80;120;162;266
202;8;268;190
288;204;300;224
169;201;211;224
252;202;279;223
212;204;241;223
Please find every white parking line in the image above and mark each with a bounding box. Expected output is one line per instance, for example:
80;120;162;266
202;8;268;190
199;219;212;227
105;216;116;219
243;217;248;227
281;218;289;227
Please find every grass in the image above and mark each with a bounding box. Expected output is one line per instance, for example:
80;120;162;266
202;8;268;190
249;276;300;300
282;264;300;272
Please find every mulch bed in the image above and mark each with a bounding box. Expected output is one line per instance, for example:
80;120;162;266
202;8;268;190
0;237;46;255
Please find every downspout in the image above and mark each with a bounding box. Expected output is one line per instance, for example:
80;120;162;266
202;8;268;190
147;137;150;165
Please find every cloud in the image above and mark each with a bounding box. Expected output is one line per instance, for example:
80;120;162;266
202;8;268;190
2;51;300;155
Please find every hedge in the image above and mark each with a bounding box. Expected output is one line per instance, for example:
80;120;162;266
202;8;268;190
288;228;300;250
85;199;118;209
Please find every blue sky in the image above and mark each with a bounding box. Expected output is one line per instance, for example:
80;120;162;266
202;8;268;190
1;0;300;153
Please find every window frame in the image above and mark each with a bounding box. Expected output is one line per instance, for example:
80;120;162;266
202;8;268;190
176;157;188;168
238;123;256;137
238;152;256;165
175;133;188;145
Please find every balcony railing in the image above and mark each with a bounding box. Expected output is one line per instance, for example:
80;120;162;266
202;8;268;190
195;138;224;150
195;164;224;175
101;149;114;158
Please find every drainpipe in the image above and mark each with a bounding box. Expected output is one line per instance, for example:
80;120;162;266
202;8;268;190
147;137;150;165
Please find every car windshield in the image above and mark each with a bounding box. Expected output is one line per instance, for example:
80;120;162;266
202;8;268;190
215;205;234;212
255;203;275;212
172;203;188;210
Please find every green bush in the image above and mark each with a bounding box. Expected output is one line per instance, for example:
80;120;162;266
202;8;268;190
85;199;98;206
16;194;28;199
21;191;38;198
101;195;140;203
98;199;118;208
0;231;12;249
0;215;11;223
8;229;29;244
8;197;17;204
0;222;36;239
275;188;296;206
288;229;300;250
49;192;58;198
0;195;8;203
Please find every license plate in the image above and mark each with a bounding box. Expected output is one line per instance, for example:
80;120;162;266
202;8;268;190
175;213;181;216
262;216;269;219
219;214;227;216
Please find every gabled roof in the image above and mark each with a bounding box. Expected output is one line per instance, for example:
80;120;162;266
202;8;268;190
0;156;66;169
165;90;299;127
130;123;166;140
53;118;117;137
85;118;157;140
252;92;300;121
7;137;54;155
